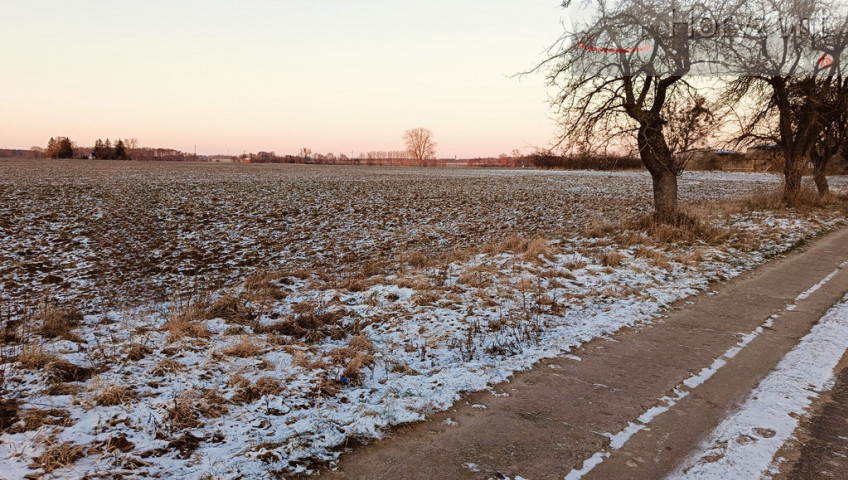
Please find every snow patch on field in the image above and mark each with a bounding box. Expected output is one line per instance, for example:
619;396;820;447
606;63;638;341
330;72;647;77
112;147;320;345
2;212;844;479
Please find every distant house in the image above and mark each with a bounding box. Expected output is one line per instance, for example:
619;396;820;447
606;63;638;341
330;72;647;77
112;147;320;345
683;148;750;171
744;144;783;172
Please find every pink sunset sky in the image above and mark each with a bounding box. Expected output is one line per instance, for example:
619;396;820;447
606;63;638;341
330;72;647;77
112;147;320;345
0;1;567;158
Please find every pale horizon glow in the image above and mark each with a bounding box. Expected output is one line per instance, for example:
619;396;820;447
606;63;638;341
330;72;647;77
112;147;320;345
0;1;566;158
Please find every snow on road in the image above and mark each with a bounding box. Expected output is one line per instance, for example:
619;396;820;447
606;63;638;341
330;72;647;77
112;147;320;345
670;295;848;480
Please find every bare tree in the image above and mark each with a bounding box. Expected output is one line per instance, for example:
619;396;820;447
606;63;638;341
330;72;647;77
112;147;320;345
533;0;695;220
721;0;848;202
727;75;847;201
811;94;848;195
299;147;312;161
403;128;437;166
125;138;139;160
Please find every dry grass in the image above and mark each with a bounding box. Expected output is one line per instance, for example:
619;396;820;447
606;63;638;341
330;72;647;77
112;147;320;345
125;343;153;361
206;294;254;325
168;391;202;430
600;251;625;267
9;408;73;433
326;334;376;385
613;230;649;247
227;374;251;389
564;259;588;270
36;304;83;342
221;336;263;358
242;271;285;304
502;236;529;253
568;185;846;253
400;251;431;269
733;185;840;212
44;383;83;396
254;308;348;343
103;434;136;453
18;345;58;369
232;377;284;404
337;275;382;293
634;246;671;269
582;219;618;239
412;290;441;306
30;441;85;474
457;265;497;288
162;300;211;342
625;212;731;246
0;398;19;432
292;301;316;315
44;359;93;384
689;185;848;227
168;389;229;427
673;248;707;266
523;236;554;263
197;388;230;419
2;161;828;313
96;385;138;406
151;358;185;376
348;334;376;354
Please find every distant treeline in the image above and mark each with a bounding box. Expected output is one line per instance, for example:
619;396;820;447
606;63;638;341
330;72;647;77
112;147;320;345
0;148;41;159
529;152;643;170
4;137;643;171
23;137;200;162
241;151;641;170
242;151;532;167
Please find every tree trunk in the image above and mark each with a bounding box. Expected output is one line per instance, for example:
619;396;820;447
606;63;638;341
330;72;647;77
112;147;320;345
637;118;679;221
782;154;805;204
652;171;679;220
813;165;829;196
811;151;830;196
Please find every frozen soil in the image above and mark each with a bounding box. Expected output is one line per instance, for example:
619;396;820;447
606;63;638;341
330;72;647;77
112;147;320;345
3;159;834;310
1;159;848;479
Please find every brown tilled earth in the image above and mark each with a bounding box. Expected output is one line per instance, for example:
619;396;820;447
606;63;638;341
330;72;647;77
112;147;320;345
315;226;848;480
1;159;793;309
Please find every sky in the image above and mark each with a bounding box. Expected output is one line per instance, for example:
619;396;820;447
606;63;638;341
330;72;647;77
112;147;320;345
0;1;567;158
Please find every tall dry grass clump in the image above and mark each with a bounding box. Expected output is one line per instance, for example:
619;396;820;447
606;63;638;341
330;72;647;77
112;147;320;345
582;219;619;239
600;251;625;267
232;377;284;404
626;211;731;246
36;304;83;342
242;271;285;304
634;246;671;269
162;298;211;342
18;345;58;370
168;391;203;430
221;336;263;358
327;334;377;385
692;184;847;218
523;236;553;263
206;294;254;325
30;441;85;473
95;385;138;406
